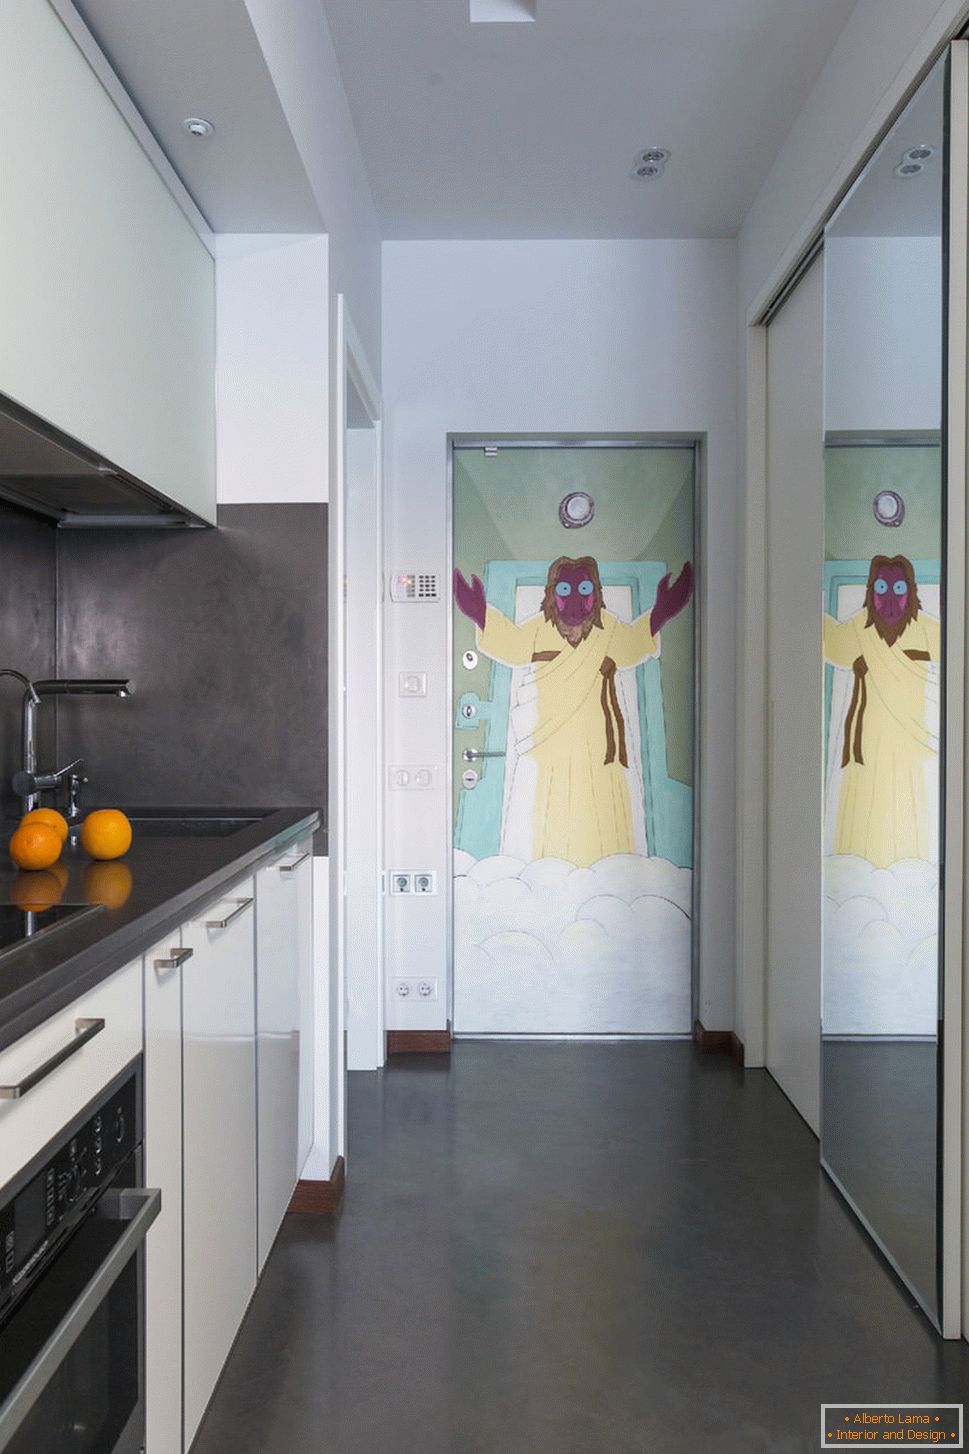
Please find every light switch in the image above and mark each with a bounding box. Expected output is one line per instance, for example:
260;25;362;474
389;766;436;789
399;671;428;697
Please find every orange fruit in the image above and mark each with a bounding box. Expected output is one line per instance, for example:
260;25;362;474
83;861;132;909
9;821;62;871
20;807;69;844
80;809;132;861
9;869;63;911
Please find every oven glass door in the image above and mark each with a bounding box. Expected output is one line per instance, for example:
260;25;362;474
0;1186;159;1454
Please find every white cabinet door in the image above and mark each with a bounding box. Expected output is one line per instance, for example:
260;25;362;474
143;931;187;1454
0;959;142;1177
0;0;216;522
294;840;315;1173
255;839;312;1271
181;884;257;1447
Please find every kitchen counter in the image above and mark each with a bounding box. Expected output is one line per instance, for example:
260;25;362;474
0;806;321;1052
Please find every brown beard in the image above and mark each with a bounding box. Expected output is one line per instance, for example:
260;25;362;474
869;612;911;649
554;613;598;648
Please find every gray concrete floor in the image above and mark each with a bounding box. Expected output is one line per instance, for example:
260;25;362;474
191;1043;969;1454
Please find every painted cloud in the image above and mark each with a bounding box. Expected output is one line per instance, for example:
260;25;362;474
823;855;938;1036
454;851;692;1034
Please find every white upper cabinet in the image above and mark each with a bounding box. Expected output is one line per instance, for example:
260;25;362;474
0;0;216;523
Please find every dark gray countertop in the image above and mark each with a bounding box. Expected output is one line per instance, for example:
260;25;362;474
0;806;321;1053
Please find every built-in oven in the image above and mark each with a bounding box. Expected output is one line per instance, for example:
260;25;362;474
0;1058;158;1453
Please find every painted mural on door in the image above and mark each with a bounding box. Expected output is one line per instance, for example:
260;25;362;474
452;446;695;1033
821;444;942;1038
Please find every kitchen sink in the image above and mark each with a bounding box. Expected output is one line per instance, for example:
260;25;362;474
67;809;274;840
125;816;263;837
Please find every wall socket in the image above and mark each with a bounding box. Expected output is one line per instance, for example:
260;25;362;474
389;871;437;895
393;977;438;1001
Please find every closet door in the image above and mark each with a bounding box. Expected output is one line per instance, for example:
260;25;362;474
764;255;824;1132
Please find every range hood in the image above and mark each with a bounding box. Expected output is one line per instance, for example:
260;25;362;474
0;394;207;528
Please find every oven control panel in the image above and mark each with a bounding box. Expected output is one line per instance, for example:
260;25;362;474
0;1070;138;1324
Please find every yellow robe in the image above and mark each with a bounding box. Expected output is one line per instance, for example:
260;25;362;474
823;610;940;867
477;606;659;867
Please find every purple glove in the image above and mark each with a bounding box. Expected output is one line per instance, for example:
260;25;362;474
454;570;486;631
650;562;693;636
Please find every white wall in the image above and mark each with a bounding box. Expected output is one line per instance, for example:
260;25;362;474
242;0;382;373
824;235;942;434
215;234;329;504
382;238;738;1033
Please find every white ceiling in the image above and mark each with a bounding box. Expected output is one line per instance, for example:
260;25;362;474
321;0;858;239
72;0;322;232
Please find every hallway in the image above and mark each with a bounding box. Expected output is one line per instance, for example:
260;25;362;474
192;1043;969;1454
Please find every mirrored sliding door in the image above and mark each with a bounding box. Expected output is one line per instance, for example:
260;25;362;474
820;51;958;1328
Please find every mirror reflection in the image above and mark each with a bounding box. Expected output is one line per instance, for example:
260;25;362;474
821;55;944;1322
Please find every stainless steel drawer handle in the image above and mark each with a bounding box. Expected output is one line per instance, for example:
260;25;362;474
0;1018;106;1101
279;852;310;874
463;749;506;761
203;897;254;930
153;947;194;971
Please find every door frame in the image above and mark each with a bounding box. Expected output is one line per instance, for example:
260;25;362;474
446;433;703;1037
330;294;383;1135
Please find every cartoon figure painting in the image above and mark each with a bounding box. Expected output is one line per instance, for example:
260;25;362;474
823;553;940;868
454;555;693;868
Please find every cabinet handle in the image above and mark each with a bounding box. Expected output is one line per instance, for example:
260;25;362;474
153;947;194;971
279;852;310;875
203;897;254;930
0;1018;106;1101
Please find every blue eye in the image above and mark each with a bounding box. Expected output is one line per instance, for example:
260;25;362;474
893;579;907;596
577;579;594;597
555;581;572;597
874;579;889;595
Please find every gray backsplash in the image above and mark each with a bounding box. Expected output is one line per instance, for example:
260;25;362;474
0;503;327;844
0;503;57;821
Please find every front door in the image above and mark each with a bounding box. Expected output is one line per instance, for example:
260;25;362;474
451;442;696;1034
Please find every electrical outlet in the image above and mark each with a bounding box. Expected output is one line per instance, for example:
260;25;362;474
393;977;438;1002
390;872;413;895
413;871;437;895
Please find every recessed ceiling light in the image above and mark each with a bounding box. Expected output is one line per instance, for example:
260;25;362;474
630;147;670;180
894;159;924;179
182;117;214;138
905;144;936;163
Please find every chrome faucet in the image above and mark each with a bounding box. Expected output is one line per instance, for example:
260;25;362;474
0;669;39;706
13;678;135;818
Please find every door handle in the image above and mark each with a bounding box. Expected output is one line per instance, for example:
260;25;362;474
462;749;505;761
153;947;194;972
0;1018;105;1100
202;897;254;930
